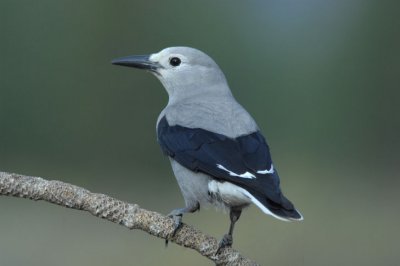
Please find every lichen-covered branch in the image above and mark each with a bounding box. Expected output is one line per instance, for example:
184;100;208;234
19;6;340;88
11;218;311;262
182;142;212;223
0;171;258;266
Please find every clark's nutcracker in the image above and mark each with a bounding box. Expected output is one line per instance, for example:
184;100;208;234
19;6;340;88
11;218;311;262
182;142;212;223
112;47;303;252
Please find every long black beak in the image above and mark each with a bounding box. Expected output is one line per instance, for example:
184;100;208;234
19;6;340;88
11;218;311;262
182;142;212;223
111;55;160;72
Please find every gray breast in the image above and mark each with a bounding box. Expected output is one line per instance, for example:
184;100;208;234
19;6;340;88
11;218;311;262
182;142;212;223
159;99;259;138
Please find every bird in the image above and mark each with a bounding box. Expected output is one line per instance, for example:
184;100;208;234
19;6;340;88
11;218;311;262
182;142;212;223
112;46;303;252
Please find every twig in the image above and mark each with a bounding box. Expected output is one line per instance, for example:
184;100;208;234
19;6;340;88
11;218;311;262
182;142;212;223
0;171;258;266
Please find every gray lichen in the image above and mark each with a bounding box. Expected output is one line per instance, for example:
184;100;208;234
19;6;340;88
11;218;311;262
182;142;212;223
0;171;259;266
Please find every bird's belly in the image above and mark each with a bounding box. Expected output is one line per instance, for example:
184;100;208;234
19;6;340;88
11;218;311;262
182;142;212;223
170;159;212;207
208;180;252;209
170;159;251;211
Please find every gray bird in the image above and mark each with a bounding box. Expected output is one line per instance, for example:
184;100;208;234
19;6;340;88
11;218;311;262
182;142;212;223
112;47;303;252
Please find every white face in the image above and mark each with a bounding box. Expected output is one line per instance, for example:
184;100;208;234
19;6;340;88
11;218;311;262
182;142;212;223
148;47;221;78
149;50;189;77
146;47;227;98
111;46;229;103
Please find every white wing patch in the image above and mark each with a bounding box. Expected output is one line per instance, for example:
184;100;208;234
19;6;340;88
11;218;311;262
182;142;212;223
216;164;274;179
216;164;256;179
257;164;274;174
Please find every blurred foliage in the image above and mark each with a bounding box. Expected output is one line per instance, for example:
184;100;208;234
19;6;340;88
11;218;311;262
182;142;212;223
0;1;399;265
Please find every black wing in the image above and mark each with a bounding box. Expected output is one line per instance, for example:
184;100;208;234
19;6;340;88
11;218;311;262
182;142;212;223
157;116;302;220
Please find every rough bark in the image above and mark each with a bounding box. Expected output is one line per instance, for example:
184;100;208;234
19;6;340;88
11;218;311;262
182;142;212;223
0;171;259;266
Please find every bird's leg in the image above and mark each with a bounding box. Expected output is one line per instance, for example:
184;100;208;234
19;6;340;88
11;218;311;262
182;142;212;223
165;202;200;246
216;208;242;254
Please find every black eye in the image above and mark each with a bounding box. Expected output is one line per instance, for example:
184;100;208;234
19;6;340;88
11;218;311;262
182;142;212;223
169;57;181;67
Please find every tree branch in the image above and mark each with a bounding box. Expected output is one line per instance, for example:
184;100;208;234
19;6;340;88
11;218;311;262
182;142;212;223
0;171;258;266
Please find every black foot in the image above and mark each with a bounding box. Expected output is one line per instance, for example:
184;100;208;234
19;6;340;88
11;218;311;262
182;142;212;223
165;203;200;247
165;209;183;247
215;234;233;254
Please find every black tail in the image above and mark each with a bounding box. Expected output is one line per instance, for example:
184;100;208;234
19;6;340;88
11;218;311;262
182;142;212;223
244;187;303;221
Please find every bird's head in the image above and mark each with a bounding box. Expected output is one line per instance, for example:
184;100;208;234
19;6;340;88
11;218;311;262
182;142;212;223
112;47;231;103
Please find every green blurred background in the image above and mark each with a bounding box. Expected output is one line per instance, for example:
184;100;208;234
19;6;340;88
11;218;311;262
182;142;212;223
1;1;399;265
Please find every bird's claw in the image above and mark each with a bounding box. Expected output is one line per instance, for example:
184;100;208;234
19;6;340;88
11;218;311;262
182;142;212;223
215;234;233;254
170;213;183;237
165;212;183;247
